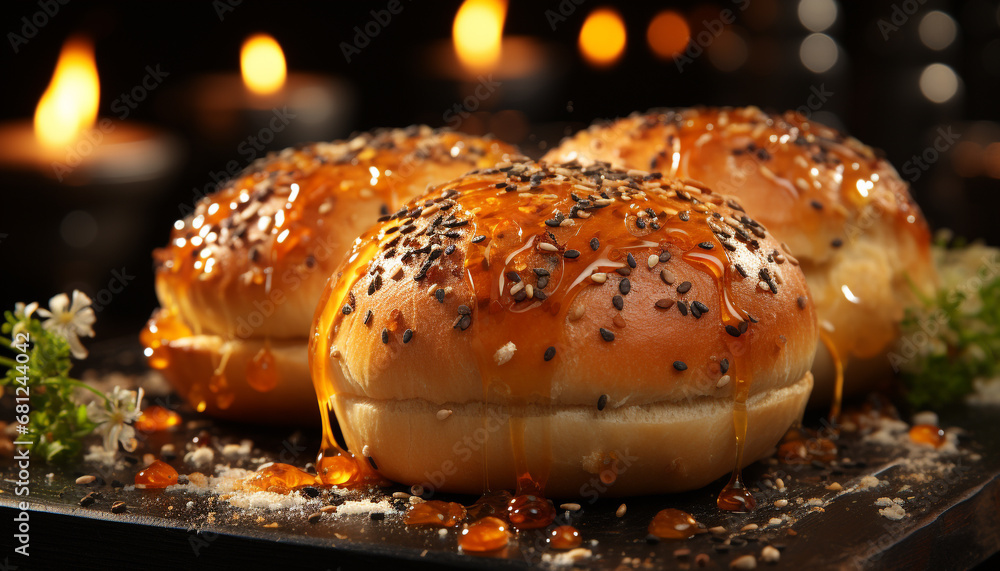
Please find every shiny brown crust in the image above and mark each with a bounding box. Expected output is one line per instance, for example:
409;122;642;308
312;160;818;494
544;107;936;398
145;127;523;421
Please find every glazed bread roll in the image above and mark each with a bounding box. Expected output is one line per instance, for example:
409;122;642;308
312;160;818;496
544;107;935;402
144;127;523;422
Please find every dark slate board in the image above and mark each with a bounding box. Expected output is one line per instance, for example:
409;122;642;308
2;398;998;570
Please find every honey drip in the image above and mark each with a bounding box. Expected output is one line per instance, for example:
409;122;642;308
507;491;556;530
404;500;467;527
648;508;702;540
459;516;510;553
819;330;844;425
549;525;582;549
247;345;279;392
909;424;946;448
241;463;317;493
135;460;179;489
208;372;236;410
718;376;756;512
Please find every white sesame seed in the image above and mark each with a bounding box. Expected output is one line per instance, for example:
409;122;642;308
393;491;411;499
774;499;788;507
560;503;581;511
591;272;607;284
775;478;786;490
730;554;757;569
761;545;780;563
539;243;559;252
768;517;783;526
646;254;658;269
559;219;575;227
510;281;525;295
616;503;627;517
436;409;453;421
758;280;770;291
741;523;758;531
76;475;96;485
717;375;731;388
795;178;810;192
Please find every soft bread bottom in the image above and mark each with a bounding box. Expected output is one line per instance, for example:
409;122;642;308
331;372;813;497
157;335;317;423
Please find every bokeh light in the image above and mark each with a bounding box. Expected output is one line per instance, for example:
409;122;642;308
708;29;749;72
797;0;838;32
647;11;690;59
919;11;958;51
579;8;627;68
919;63;959;103
799;33;838;73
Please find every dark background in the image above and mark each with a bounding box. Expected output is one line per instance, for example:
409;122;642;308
0;0;998;340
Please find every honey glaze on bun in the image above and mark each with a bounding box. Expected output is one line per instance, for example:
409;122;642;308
311;160;818;503
544;107;936;409
144;126;523;421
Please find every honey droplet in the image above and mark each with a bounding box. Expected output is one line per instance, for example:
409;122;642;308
247;346;279;392
214;389;236;410
208;372;228;393
316;450;360;486
909;424;946;448
648;508;701;540
134;406;182;433
466;490;513;520
459;517;510;553
718;475;757;512
242;463;317;493
507;493;556;529
549;525;582;549
404;500;467;527
135;460;179;489
188;383;208;413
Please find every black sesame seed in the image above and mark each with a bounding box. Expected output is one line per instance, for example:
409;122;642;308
726;325;741;337
612;295;624;310
597;394;608;410
673;361;688;371
506;271;521;283
627;253;637;268
370;512;385;521
534;290;548;300
690;303;702;319
735;264;749;278
677;301;688;316
831;238;843;248
739;320;749;334
342;305;353;315
659;250;671;263
300;486;320;498
402;329;413;343
363;310;373;325
533;268;550;277
616;266;632;276
545;219;560;227
472;235;486;243
495;182;507;188
692;301;710;315
564;249;580;259
544;346;556;361
444;244;456;255
635;218;646;229
720;358;730;374
435;288;446;303
619;278;631;295
381;329;389;344
457;305;471;315
537;276;550;289
454;314;472;330
698;242;714;250
679;211;690;222
810;200;824;210
655;299;674;310
676;281;692;294
797;296;807;309
599;328;615;342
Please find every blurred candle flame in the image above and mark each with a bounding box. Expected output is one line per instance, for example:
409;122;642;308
241;34;287;96
453;0;506;73
34;37;99;149
579;8;627;68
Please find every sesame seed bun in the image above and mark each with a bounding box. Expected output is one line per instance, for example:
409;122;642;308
312;161;818;495
543;107;936;403
145;127;523;421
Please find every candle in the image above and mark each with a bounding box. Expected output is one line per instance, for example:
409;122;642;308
182;33;354;149
0;36;178;184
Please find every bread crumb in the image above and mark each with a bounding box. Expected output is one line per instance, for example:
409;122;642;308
185;447;214;470
542;548;593;565
773;499;788;508
859;475;881;489
879;503;906;521
494;342;516;365
761;545;780;563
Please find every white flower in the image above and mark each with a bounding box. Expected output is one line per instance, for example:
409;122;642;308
10;301;38;340
35;290;95;359
87;385;144;453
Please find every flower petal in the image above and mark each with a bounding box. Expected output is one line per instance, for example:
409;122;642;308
69;290;93;314
65;332;88;359
48;293;70;315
